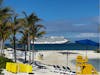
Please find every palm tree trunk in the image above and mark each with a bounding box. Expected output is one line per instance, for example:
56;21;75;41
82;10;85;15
1;34;5;55
26;33;30;63
13;33;16;62
0;33;3;55
32;39;35;63
27;33;31;64
0;40;1;55
2;39;4;55
24;44;27;63
0;39;3;55
28;35;32;64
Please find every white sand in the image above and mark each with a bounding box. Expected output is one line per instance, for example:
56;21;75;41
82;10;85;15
35;50;100;71
2;49;100;75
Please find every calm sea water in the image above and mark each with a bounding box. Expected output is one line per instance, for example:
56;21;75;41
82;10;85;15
71;59;100;71
89;59;100;72
5;43;98;50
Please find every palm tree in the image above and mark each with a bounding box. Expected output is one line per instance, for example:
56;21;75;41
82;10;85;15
22;12;37;64
0;21;11;55
10;15;24;62
0;0;13;55
22;12;45;63
30;24;46;63
19;30;28;63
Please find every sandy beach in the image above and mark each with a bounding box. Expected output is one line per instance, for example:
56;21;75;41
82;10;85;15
2;49;100;75
35;50;100;71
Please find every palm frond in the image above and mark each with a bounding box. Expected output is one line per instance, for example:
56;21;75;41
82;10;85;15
36;31;46;38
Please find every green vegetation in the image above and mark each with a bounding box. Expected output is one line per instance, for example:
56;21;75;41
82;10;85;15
0;0;46;74
0;0;45;64
19;12;45;63
0;56;13;74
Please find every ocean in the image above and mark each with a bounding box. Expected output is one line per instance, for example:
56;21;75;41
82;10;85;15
5;43;99;50
71;59;100;71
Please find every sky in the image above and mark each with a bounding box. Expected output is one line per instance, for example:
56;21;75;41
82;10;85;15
3;0;99;42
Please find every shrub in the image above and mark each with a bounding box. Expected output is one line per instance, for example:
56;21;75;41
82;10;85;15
0;56;13;74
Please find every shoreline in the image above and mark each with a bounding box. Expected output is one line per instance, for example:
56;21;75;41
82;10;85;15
35;50;100;70
3;49;100;75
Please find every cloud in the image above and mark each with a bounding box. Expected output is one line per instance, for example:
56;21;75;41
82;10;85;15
43;16;99;33
75;33;99;38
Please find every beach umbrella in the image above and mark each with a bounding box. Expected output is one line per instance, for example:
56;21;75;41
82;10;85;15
75;39;99;46
75;39;99;57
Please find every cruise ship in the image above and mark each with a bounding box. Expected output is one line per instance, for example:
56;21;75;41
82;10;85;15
31;36;69;44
